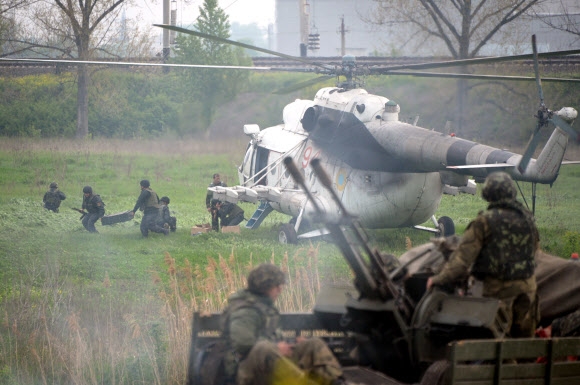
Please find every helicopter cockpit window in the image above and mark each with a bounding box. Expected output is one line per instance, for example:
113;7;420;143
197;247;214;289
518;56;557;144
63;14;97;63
254;146;269;186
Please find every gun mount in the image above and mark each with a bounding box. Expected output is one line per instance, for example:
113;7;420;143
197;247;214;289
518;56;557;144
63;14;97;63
283;157;509;383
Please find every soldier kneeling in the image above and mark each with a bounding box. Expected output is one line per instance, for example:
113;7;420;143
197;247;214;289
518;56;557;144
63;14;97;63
157;196;177;232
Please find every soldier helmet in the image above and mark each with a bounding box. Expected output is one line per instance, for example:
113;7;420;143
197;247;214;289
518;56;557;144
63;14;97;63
140;179;150;188
160;196;170;204
83;186;93;194
247;264;286;295
50;182;58;188
482;172;517;202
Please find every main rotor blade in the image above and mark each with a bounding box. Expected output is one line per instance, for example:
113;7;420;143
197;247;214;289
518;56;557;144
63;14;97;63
372;70;580;83
532;35;545;106
370;48;580;73
550;114;580;142
0;57;274;71
273;75;335;94
154;24;330;70
518;122;543;173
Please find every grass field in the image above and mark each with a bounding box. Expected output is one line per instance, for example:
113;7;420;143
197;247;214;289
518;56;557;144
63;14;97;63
0;138;578;385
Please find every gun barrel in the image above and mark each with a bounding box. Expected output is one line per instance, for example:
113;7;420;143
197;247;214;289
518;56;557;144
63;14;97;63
303;158;413;315
284;157;380;298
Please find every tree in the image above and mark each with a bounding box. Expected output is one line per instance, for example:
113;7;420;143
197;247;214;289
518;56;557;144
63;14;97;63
533;1;580;40
367;0;543;134
6;0;155;138
173;0;251;134
0;0;35;55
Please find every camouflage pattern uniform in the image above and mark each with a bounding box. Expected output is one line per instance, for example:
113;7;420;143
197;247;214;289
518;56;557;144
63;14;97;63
221;264;343;385
157;196;177;232
131;180;168;237
43;182;66;212
552;308;580;337
82;186;105;233
218;202;245;227
430;172;540;338
207;174;227;231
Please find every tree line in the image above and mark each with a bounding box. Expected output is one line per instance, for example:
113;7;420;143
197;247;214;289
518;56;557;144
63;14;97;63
1;0;579;139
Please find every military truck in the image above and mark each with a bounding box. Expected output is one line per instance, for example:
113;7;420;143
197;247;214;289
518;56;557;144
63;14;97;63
187;157;580;385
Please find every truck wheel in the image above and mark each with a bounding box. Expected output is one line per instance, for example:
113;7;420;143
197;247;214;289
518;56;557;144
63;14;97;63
278;223;298;244
420;360;450;385
437;216;455;237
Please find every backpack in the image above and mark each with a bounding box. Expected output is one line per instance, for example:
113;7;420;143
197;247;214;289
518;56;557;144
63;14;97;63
45;190;61;208
191;340;230;385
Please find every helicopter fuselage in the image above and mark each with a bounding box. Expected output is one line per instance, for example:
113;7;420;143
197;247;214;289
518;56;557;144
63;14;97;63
237;90;446;229
229;86;569;236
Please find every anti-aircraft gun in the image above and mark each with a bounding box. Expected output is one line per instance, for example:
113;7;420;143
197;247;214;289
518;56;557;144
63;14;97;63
283;157;509;383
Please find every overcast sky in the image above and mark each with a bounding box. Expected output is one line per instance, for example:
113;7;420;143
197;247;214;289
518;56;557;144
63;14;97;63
129;0;276;28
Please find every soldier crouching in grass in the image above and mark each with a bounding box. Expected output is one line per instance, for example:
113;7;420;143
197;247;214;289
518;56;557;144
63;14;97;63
219;264;345;385
43;181;66;212
157;196;177;232
215;200;245;228
81;186;105;233
129;179;169;237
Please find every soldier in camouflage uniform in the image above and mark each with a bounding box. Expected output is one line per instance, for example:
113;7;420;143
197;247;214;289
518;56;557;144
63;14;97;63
221;264;344;385
43;182;66;212
215;200;245;228
129;180;169;237
540;308;580;338
156;196;177;232
81;186;105;233
427;172;540;338
207;174;227;231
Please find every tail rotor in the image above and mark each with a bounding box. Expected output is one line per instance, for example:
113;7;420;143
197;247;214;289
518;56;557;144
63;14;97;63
518;35;579;173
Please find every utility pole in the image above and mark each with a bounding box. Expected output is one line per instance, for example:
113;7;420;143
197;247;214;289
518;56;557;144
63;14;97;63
299;0;310;57
163;0;170;63
339;15;348;56
170;0;177;45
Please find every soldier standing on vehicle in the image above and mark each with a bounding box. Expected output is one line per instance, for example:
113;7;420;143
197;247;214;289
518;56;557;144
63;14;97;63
129;179;168;237
206;173;227;231
221;263;344;385
81;186;105;233
43;182;66;212
427;172;540;338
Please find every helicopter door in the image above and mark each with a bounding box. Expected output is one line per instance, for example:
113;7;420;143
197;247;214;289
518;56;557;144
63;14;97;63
254;146;269;186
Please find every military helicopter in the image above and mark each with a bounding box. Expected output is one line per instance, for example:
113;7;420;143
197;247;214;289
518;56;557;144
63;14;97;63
153;26;580;244
3;27;579;245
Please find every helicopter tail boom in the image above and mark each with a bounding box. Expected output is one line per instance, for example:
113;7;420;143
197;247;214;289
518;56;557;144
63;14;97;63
517;124;568;184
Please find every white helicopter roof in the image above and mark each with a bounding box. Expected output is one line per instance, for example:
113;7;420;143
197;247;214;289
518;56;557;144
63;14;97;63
313;87;391;123
255;99;313;154
282;99;315;134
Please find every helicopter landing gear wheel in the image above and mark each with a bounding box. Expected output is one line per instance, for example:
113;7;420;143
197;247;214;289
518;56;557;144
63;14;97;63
419;360;450;385
278;223;298;244
437;216;455;237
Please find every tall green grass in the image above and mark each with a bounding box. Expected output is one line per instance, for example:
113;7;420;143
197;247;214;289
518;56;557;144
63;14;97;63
0;138;578;384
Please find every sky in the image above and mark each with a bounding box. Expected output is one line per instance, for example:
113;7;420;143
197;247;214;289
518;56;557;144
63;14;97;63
128;0;276;29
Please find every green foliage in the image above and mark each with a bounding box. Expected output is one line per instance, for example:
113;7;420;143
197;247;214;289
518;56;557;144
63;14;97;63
88;71;181;138
0;74;76;137
172;0;251;130
563;231;580;258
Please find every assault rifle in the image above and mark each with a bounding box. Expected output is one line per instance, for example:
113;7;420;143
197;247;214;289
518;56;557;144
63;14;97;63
283;157;414;321
71;207;88;220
